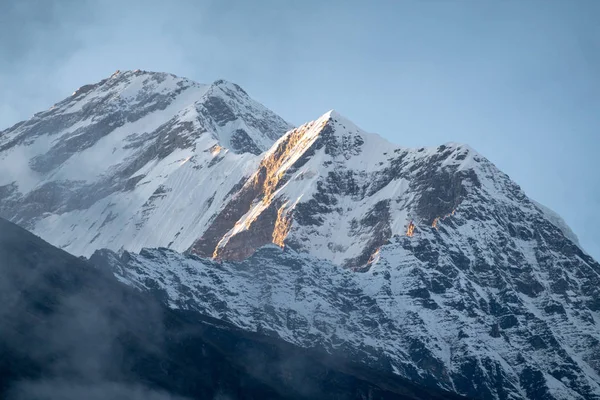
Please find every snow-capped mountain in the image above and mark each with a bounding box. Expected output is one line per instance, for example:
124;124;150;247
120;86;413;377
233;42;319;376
92;111;600;399
2;70;599;400
0;70;292;256
190;110;483;269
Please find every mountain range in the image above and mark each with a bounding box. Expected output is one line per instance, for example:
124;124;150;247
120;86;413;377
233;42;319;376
1;70;598;400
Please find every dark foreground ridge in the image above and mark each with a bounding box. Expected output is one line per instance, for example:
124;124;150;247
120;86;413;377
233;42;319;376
0;218;466;400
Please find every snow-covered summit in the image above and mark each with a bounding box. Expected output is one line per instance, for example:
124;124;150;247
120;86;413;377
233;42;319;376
0;70;292;256
190;109;492;269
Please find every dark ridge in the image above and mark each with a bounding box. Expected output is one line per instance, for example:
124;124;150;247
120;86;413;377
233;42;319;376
0;218;467;400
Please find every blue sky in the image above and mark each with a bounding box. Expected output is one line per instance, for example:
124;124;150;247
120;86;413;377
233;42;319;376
1;0;598;259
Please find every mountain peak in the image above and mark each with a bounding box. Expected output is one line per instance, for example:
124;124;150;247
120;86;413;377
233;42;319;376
210;78;249;95
190;110;487;267
318;109;362;131
0;71;292;256
66;71;253;115
63;69;203;114
322;108;339;119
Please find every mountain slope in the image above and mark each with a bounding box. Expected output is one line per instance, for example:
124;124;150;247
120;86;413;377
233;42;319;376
0;217;467;400
98;111;600;399
95;224;600;400
3;72;599;400
0;70;292;257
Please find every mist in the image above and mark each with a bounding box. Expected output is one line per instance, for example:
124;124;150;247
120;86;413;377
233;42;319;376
0;218;188;400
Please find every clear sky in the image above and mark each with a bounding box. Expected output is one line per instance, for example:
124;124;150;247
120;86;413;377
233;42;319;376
1;0;598;260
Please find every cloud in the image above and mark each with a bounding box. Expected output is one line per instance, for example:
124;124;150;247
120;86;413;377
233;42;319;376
0;220;190;400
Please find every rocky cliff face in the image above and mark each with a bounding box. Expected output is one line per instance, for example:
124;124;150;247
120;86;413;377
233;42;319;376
188;111;506;272
94;209;600;400
3;70;599;400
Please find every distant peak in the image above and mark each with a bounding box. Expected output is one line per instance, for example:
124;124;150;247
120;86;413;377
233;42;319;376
319;109;362;129
317;109;376;141
211;78;234;86
76;71;254;103
102;69;194;86
323;109;342;119
210;79;249;96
